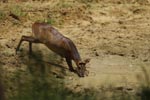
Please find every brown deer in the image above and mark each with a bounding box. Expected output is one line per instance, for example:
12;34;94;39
16;22;90;77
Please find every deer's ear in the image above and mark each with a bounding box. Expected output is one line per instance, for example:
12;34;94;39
84;58;91;64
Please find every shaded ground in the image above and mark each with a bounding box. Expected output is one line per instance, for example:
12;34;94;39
1;0;150;100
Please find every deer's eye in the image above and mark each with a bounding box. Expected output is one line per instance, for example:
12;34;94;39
79;62;86;65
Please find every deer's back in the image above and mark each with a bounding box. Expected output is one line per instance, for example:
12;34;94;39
32;22;63;43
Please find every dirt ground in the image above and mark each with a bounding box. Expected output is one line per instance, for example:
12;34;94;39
1;0;150;100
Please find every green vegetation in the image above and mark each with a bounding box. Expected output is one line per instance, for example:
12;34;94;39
78;0;99;3
10;5;27;18
6;54;150;100
54;0;72;9
8;51;98;100
0;10;6;21
45;18;56;25
138;66;150;100
35;18;56;25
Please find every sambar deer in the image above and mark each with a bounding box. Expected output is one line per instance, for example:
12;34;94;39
16;22;90;77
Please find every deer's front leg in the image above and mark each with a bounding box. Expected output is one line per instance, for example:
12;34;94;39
29;42;32;54
65;58;75;72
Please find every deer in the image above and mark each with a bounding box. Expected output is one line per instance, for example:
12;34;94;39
16;22;90;77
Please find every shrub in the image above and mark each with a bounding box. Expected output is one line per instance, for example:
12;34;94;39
10;5;26;18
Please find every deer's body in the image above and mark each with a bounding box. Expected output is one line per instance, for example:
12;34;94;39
16;22;89;77
32;23;81;62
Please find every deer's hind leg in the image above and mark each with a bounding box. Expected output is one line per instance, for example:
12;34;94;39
16;35;41;54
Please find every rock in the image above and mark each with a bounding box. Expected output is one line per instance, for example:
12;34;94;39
118;20;123;24
118;53;124;56
74;84;82;89
126;87;133;91
143;59;148;62
69;77;73;80
12;38;16;41
95;52;99;56
56;75;64;79
115;86;124;91
6;44;11;49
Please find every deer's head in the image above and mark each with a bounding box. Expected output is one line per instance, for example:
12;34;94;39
76;58;90;77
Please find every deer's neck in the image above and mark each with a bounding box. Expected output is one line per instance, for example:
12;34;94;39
67;38;82;66
71;48;82;68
